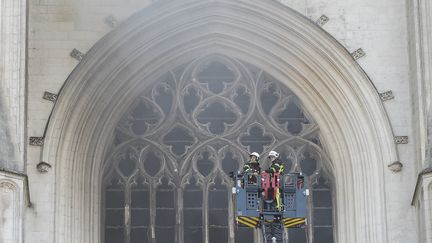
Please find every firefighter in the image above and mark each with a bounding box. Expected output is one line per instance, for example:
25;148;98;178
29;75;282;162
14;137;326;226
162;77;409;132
243;152;261;174
242;152;261;185
265;150;284;211
265;150;284;174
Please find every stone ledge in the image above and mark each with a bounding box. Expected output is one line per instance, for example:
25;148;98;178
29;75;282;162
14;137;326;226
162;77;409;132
0;168;32;207
411;167;432;205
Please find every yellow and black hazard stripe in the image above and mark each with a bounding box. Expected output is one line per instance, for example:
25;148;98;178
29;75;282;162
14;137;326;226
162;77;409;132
282;218;306;228
236;216;260;228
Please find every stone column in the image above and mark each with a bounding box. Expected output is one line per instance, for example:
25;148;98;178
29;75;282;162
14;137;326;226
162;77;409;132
409;0;432;242
0;0;27;171
0;0;27;240
0;170;28;243
413;169;432;243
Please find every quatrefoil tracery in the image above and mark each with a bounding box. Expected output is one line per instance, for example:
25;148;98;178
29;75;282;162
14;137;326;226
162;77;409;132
109;55;328;181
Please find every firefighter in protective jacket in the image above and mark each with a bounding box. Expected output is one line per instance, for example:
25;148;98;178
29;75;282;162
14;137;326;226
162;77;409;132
265;150;285;211
243;152;261;174
266;150;284;174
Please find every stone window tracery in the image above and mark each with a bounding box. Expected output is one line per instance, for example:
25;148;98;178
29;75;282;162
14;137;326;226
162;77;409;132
103;55;334;243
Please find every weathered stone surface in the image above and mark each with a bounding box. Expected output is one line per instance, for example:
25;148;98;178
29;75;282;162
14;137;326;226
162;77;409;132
0;0;427;242
0;101;16;170
0;0;26;172
0;171;25;243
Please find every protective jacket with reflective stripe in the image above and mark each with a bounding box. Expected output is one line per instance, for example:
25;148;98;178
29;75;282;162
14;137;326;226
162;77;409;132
269;159;284;173
243;162;261;173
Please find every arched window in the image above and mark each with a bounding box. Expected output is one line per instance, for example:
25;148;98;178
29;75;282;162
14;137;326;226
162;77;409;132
102;55;334;243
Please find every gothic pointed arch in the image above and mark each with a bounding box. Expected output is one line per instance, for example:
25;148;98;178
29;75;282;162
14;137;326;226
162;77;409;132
41;1;398;243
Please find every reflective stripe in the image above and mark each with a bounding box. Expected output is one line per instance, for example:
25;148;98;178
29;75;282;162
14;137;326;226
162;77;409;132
237;217;260;228
276;188;283;211
239;217;258;225
270;162;283;172
282;218;306;228
284;219;305;228
237;218;256;228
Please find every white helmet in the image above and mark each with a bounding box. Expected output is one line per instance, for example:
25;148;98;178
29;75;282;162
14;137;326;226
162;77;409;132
268;150;279;158
250;152;260;160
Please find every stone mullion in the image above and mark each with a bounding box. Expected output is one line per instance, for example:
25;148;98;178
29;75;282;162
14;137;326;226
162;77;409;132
308;173;320;243
149;182;157;243
203;182;209;243
177;187;184;243
124;182;131;243
255;228;261;243
308;181;315;243
227;183;235;243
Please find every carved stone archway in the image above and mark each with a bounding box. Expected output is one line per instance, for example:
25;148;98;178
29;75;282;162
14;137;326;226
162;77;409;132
41;1;398;243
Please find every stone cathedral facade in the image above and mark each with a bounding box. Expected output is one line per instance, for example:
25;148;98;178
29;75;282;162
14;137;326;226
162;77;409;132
0;0;431;243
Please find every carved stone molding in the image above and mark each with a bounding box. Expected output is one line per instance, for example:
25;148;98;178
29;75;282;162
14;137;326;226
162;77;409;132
0;169;31;207
43;91;58;102
412;167;432;206
70;48;84;61
36;161;52;173
379;90;394;101
394;136;409;144
387;161;403;172
46;1;396;243
29;137;44;146
0;181;16;191
105;15;119;28
351;48;366;60
316;15;329;27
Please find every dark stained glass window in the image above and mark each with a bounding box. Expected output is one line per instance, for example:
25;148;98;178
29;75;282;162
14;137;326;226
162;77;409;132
208;178;229;243
155;178;175;243
103;55;334;243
